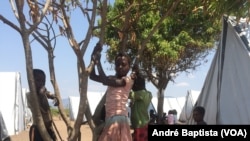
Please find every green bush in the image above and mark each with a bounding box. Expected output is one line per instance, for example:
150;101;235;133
50;108;69;117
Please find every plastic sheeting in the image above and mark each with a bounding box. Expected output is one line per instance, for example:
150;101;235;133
0;72;25;135
179;90;200;122
151;96;186;119
187;17;250;124
0;111;9;141
68;92;105;121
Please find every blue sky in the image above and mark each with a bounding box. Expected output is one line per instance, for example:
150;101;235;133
0;1;215;99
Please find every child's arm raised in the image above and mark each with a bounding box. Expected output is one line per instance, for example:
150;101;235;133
90;43;128;87
90;43;104;83
101;75;126;87
94;54;127;87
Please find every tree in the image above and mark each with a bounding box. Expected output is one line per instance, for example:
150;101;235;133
96;0;250;118
0;0;56;140
49;0;108;140
0;0;108;140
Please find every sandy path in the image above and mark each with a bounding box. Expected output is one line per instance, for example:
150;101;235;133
10;117;92;141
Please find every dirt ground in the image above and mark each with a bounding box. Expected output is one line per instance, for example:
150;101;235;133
10;117;92;141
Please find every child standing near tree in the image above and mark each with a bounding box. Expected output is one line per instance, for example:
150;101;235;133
129;65;152;141
90;43;135;141
28;69;58;141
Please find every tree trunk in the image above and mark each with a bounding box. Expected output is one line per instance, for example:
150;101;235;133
157;88;165;124
23;36;53;140
92;92;106;141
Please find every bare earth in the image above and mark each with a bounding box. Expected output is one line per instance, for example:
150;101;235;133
10;117;92;141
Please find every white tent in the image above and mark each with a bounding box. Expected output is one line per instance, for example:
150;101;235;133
0;111;9;141
68;92;105;121
187;16;250;124
151;96;186;119
69;92;157;122
179;90;200;122
22;88;33;127
0;72;25;135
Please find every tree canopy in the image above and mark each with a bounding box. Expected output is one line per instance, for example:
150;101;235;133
95;0;250;116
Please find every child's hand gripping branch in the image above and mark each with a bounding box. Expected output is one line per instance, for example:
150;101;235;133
130;65;139;80
91;42;102;65
39;86;59;106
90;43;106;84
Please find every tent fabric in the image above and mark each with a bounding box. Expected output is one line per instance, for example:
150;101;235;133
68;92;105;121
22;88;33;127
0;72;25;135
179;90;200;122
69;96;80;121
151;96;185;119
0;111;9;141
69;92;157;122
187;17;250;124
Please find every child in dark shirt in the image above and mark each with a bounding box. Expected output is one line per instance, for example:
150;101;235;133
193;106;207;125
28;69;58;141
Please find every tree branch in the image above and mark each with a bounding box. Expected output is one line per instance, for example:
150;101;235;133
0;14;21;33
